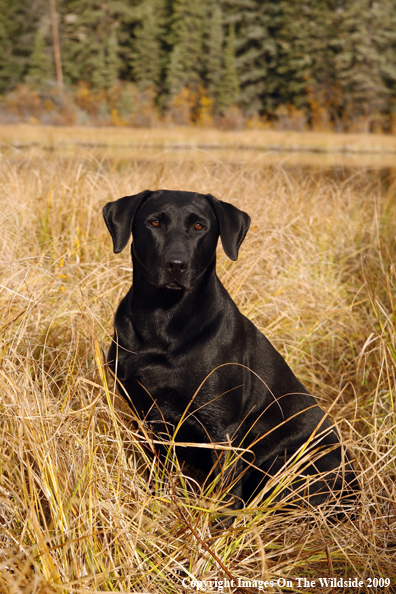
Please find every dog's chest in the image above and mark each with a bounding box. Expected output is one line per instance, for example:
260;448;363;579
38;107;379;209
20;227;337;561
122;346;242;431
132;349;202;400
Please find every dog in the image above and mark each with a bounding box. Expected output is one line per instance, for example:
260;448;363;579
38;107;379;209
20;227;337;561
103;189;358;515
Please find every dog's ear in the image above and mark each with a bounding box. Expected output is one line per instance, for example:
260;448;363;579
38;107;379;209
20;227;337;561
206;194;251;261
103;190;152;253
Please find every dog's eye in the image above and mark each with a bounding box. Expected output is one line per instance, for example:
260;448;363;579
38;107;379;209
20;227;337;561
151;220;160;227
194;223;203;230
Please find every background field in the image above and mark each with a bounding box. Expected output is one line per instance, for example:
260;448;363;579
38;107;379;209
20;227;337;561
2;123;396;154
0;128;396;592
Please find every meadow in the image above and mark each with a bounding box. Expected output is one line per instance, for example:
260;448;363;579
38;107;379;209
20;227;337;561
0;127;396;593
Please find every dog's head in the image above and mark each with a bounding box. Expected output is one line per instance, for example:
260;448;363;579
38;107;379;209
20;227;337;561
103;190;250;291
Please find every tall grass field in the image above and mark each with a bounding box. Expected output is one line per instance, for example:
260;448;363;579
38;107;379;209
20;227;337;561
0;129;396;592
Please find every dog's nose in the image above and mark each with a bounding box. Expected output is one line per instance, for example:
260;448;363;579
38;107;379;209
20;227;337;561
164;249;189;274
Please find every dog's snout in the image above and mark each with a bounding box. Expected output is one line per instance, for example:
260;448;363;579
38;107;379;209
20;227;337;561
164;249;189;274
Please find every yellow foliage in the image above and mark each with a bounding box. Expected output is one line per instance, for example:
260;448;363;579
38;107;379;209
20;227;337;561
166;87;195;126
274;103;307;132
195;88;214;128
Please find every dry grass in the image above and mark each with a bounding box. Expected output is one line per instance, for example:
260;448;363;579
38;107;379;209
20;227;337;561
0;143;396;593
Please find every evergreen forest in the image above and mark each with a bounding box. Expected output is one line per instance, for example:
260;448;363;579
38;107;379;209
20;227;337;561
1;0;396;131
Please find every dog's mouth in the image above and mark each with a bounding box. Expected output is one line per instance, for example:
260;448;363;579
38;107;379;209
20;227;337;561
152;279;194;291
149;268;195;291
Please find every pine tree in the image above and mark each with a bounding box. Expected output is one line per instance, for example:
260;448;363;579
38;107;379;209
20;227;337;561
376;0;396;126
332;0;396;130
104;26;121;89
269;0;313;112
117;82;137;118
204;2;224;103
0;0;45;92
218;22;239;112
25;28;53;89
90;46;107;90
223;0;280;114
166;0;209;96
303;0;341;128
0;15;13;92
166;44;186;96
131;0;162;90
62;0;126;88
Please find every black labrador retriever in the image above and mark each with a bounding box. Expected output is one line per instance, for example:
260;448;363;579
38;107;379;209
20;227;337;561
103;189;358;514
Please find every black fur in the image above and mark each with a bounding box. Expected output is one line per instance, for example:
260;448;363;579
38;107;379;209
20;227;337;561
103;189;358;513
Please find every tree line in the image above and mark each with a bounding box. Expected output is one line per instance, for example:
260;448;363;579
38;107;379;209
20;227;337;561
1;0;396;131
